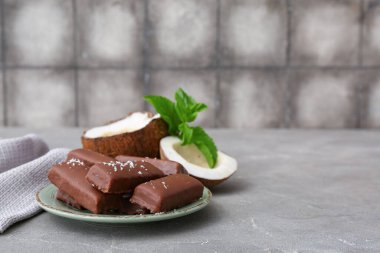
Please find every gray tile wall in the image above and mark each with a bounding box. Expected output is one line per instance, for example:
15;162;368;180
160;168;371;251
0;0;380;129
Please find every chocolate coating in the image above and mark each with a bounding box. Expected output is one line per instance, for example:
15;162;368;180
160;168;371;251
48;159;130;214
56;189;148;215
86;160;165;193
130;174;204;213
118;202;150;215
67;148;113;167
116;155;187;175
56;189;83;210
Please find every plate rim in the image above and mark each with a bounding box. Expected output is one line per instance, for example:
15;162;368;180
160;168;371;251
36;184;212;223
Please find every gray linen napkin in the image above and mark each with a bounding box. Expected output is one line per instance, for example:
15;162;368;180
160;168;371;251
0;135;68;233
0;134;49;173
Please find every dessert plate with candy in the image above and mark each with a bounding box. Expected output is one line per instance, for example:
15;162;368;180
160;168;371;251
36;149;212;223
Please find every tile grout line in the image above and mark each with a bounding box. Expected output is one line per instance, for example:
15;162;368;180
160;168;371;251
4;65;380;71
358;0;365;67
284;0;292;128
285;0;291;67
357;0;365;128
72;0;79;127
0;0;7;126
284;71;292;128
357;77;364;128
214;0;221;128
142;0;151;111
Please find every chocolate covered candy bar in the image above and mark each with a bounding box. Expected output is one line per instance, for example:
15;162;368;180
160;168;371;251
86;160;165;193
56;188;149;214
119;202;150;215
48;159;130;214
130;174;204;213
67;148;113;167
116;155;187;175
56;189;83;210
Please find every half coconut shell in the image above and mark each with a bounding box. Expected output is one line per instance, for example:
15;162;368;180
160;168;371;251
160;136;238;188
82;112;168;158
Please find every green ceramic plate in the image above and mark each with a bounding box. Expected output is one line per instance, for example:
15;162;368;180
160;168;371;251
36;184;212;223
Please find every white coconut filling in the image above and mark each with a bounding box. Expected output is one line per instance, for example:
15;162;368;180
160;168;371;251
160;136;238;180
173;143;210;168
84;112;160;138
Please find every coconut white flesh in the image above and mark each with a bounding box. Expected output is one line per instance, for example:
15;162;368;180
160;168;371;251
84;112;160;138
160;136;238;180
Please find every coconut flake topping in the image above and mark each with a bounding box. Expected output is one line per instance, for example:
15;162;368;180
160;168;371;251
66;158;84;166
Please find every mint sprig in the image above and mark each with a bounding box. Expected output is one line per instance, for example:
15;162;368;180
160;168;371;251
144;88;218;168
144;96;181;135
175;89;208;122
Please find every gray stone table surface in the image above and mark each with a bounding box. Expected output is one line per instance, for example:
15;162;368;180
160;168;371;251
1;128;380;253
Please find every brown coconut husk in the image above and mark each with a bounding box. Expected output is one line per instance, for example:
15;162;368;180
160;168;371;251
82;113;168;158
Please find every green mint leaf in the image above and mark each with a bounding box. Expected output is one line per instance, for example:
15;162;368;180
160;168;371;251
144;95;181;135
146;88;218;168
175;88;208;122
190;127;218;168
178;123;193;145
191;103;208;113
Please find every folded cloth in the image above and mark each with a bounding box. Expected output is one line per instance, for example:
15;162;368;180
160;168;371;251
0;134;49;174
0;135;68;233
